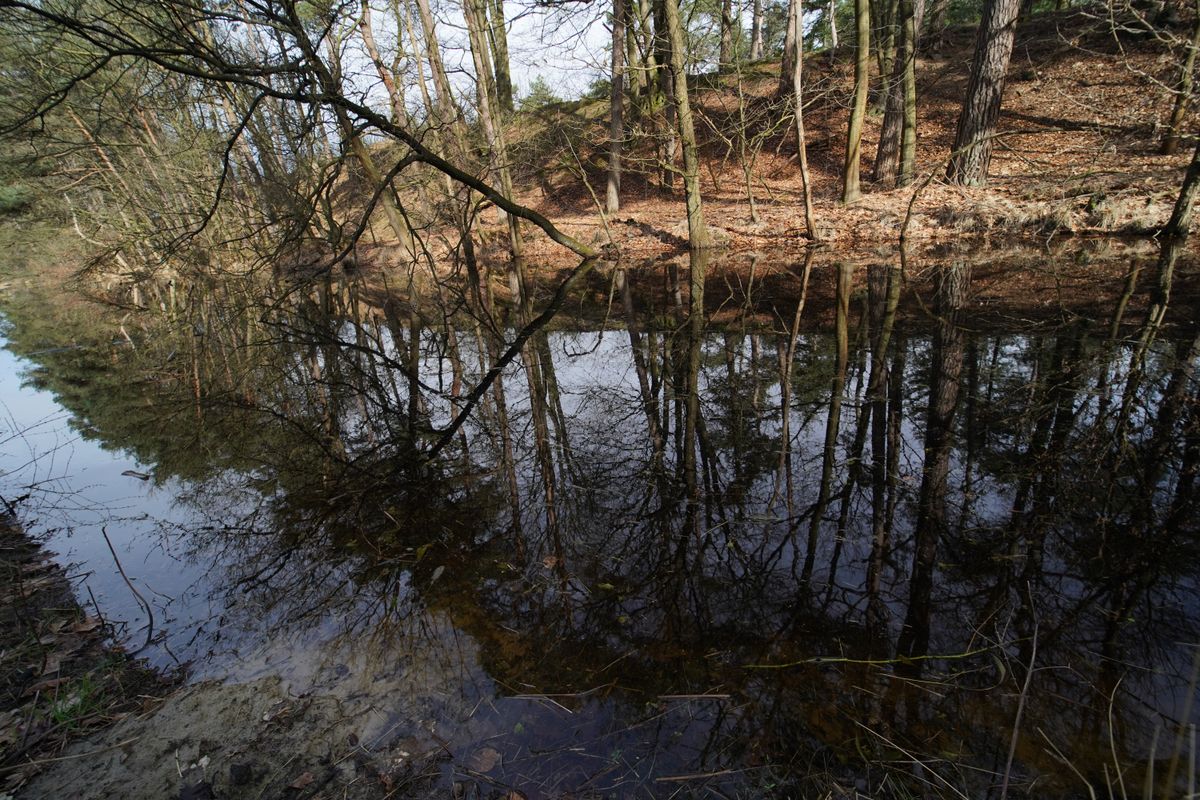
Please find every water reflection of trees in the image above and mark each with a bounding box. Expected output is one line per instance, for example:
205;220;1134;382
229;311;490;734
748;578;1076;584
5;244;1199;796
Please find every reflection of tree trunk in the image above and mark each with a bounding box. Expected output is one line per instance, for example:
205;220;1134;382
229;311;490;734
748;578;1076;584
619;269;666;456
801;262;853;585
684;249;712;537
896;260;970;664
774;252;816;517
865;263;902;635
535;334;575;478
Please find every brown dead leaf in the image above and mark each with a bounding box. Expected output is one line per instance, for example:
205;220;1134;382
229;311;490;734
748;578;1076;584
467;746;501;773
289;771;314;790
70;617;103;633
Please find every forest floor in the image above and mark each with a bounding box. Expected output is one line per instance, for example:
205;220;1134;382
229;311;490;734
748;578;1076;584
391;8;1198;269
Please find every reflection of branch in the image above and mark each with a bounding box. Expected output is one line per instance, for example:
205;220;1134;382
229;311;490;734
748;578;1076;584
100;525;155;652
426;256;599;459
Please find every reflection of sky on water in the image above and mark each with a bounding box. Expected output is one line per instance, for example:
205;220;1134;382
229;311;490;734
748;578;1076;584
2;278;1199;795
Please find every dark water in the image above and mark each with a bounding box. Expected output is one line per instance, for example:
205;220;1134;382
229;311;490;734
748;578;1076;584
1;242;1198;797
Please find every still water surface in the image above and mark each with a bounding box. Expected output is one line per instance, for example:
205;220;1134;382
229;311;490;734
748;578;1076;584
1;244;1198;796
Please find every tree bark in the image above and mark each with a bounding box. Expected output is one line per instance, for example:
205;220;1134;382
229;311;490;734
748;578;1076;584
1162;0;1200;155
608;0;627;213
945;0;1021;186
719;0;735;66
487;0;514;113
842;0;870;202
662;0;712;247
790;0;819;237
359;2;407;124
751;0;765;59
780;0;797;95
464;0;524;258
1165;135;1200;238
873;0;925;185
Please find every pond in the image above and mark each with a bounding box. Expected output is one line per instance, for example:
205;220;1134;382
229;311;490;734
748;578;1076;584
1;240;1198;797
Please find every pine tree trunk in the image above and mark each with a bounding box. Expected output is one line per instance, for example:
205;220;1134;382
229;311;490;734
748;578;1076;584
841;0;870;202
720;0;735;66
608;0;627;213
945;0;1021;186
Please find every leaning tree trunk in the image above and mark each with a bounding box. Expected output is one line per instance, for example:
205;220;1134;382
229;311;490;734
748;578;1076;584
945;0;1021;186
1164;136;1200;239
1162;0;1200;156
661;0;712;247
608;0;627;213
842;0;870;202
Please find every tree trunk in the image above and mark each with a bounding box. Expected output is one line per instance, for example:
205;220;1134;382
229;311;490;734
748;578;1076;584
1165;136;1200;238
842;0;870;202
751;0;765;59
780;0;797;95
463;0;524;258
608;0;627;213
1163;0;1200;155
873;0;924;185
945;0;1021;186
487;0;514;113
414;0;465;148
322;38;416;258
720;0;735;66
662;0;713;247
791;0;819;237
829;0;839;48
359;2;407;124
